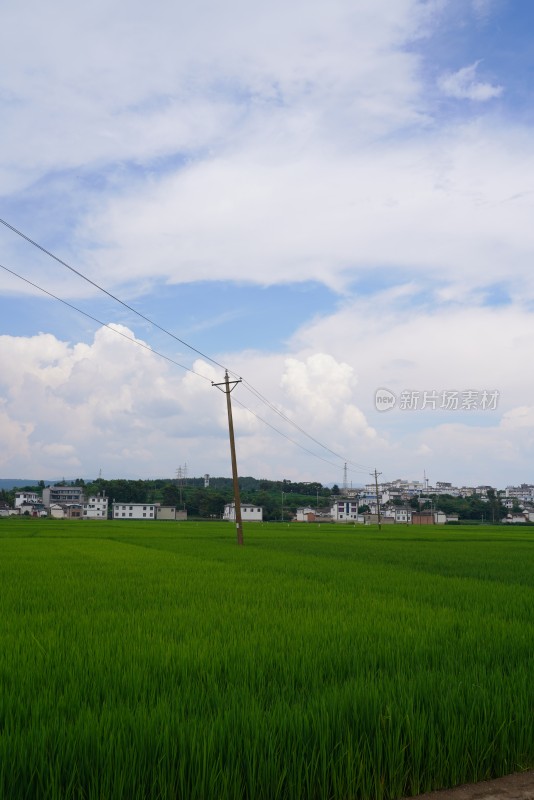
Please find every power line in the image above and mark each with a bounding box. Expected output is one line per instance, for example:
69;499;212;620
232;395;367;473
0;262;212;382
0;216;229;373
0;261;368;473
241;379;372;472
0;217;373;472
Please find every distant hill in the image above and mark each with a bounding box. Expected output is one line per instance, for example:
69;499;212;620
0;479;47;490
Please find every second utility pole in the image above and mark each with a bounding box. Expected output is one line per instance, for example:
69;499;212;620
212;371;244;545
371;468;382;531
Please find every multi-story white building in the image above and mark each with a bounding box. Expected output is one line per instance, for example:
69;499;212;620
391;507;412;524
83;495;108;520
330;500;364;523
15;491;40;508
223;503;263;522
42;485;84;508
505;484;534;503
112;503;156;520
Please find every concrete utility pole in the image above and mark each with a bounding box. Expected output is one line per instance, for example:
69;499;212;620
212;371;244;546
371;468;382;530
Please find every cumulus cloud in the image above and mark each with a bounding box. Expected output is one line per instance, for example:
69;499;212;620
0;325;384;482
438;62;503;101
1;301;534;486
281;295;534;485
0;325;227;477
0;405;34;469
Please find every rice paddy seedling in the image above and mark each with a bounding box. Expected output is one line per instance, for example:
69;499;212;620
0;518;533;798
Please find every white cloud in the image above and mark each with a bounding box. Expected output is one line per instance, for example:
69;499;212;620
1;0;533;490
0;326;383;482
279;353;380;456
1;299;534;487
500;405;534;431
280;295;534;485
0;325;227;477
0;405;33;469
0;0;428;194
438;62;503;101
64;118;534;302
1;0;529;309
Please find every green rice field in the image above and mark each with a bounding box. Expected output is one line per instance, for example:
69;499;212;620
0;517;533;799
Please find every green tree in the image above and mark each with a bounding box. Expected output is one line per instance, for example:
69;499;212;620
162;484;180;507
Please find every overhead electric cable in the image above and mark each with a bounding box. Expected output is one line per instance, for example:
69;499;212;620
240;379;372;471
232;396;363;473
0;216;229;373
0;216;373;471
1;262;368;472
0;263;212;382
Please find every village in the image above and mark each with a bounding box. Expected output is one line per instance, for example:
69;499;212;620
2;477;534;525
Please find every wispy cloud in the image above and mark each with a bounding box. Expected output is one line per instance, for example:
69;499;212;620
438;61;503;101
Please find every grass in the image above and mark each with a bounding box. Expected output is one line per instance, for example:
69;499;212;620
0;518;533;799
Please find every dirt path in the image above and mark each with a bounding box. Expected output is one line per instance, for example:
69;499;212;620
404;770;534;800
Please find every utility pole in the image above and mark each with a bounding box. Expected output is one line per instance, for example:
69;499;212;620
371;468;382;530
212;371;244;545
176;464;187;508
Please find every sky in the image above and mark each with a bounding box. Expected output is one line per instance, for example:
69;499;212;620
1;0;534;489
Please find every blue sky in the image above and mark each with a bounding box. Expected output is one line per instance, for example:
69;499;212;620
1;0;534;488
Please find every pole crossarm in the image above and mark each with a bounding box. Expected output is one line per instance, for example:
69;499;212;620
212;378;242;393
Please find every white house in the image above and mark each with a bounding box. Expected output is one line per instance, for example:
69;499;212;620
19;502;47;517
223;503;263;522
83;495;108;520
330;500;364;523
502;513;529;524
113;503;156;520
296;507;316;522
383;506;413;524
50;503;83;519
49;504;65;519
15;491;40;508
394;507;413;524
